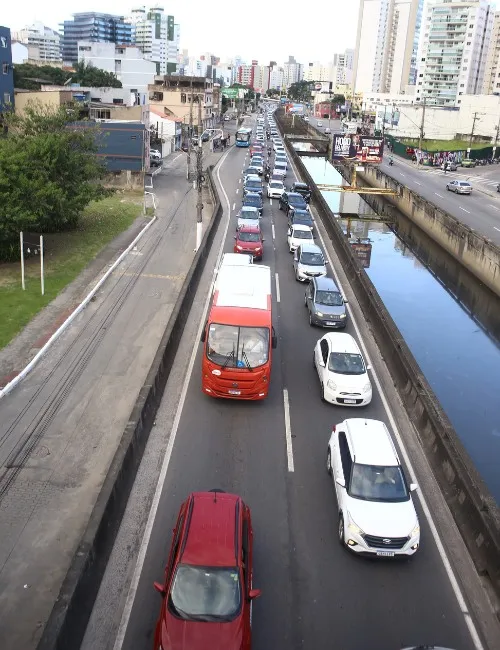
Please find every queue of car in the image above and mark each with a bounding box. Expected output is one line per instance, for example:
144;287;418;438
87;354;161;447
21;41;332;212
152;102;422;650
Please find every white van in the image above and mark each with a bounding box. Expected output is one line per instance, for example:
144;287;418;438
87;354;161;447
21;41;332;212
219;253;253;268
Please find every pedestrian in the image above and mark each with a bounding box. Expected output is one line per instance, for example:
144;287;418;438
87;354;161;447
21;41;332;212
222;137;226;149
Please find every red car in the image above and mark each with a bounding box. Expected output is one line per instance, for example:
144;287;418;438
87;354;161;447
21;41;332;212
234;225;264;261
153;491;261;650
250;143;263;156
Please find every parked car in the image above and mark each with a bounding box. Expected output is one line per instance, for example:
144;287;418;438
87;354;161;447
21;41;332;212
326;419;420;556
153;490;261;650
317;120;323;127
288;224;314;252
236;206;260;230
279;191;308;215
293;243;327;282
324;128;331;134
288;208;314;232
314;332;372;405
290;182;312;202
242;192;264;215
441;161;457;171
461;158;476;168
234;225;265;260
446;180;472;194
267;180;285;199
304;276;347;328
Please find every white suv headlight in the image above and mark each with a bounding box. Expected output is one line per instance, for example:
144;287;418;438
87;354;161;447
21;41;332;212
411;523;420;537
327;380;337;390
363;382;371;392
347;514;364;535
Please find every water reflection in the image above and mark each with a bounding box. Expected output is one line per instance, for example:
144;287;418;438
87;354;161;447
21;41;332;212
303;157;500;504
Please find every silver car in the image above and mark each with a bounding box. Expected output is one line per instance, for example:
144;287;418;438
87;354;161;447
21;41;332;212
446;180;472;194
304;276;347;328
293;243;328;282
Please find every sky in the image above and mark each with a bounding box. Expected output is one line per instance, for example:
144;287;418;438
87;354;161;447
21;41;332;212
2;0;359;64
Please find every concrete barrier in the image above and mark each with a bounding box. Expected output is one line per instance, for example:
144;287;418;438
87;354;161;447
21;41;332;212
36;166;223;650
349;164;500;298
275;111;500;604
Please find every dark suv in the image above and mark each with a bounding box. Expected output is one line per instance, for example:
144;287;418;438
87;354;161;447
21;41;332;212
290;182;311;202
304;275;347;327
279;192;308;215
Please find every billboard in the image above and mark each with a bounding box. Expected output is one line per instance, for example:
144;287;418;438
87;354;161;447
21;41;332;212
350;241;372;268
314;81;332;93
332;134;384;163
222;88;240;99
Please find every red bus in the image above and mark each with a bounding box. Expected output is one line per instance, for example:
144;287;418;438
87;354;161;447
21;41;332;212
201;265;277;400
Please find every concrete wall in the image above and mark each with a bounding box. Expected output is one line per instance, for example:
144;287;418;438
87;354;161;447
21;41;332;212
14;90;73;115
351;164;500;297
274;109;500;604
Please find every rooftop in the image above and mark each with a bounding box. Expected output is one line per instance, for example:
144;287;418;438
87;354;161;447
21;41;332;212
345;419;399;466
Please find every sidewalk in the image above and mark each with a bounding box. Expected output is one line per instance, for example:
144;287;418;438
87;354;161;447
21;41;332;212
0;144;227;650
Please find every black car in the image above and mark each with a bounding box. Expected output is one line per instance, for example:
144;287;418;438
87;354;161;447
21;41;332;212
243;192;264;215
279;192;308;215
288;208;314;231
290;182;312;203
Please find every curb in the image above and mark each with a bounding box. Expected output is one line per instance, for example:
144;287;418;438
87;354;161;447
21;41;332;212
36;165;224;650
0;214;157;400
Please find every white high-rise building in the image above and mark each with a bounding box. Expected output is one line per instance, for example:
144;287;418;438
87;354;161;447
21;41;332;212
353;0;422;94
304;61;336;82
13;21;61;62
269;65;285;90
283;56;304;89
130;6;178;75
333;49;355;85
416;0;494;106
481;10;500;94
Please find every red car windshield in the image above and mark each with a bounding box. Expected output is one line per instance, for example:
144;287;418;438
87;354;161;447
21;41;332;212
169;565;242;622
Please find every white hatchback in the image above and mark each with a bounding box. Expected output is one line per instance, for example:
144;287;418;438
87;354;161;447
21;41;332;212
326;418;420;557
267;180;285;199
313;332;372;406
288;224;314;252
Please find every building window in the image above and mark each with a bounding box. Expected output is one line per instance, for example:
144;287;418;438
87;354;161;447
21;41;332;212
467;42;471;45
2;62;9;74
112;98;124;104
4;92;11;104
180;93;186;103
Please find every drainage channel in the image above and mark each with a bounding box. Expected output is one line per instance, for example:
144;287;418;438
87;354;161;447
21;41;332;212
303;156;500;505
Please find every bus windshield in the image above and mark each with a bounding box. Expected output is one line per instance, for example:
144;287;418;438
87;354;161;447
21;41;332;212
207;324;270;369
236;130;251;143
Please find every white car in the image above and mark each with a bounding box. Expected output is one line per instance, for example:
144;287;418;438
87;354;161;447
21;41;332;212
273;165;287;180
288;224;314;252
326;418;420;557
317;120;323;127
267;180;285;198
304;116;310;122
313;332;372;406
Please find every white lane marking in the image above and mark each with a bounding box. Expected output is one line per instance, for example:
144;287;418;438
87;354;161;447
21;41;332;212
494;227;500;232
272;224;276;240
236;188;239;194
275;272;280;302
488;204;500;211
239;178;241;184
283;388;294;472
270;198;273;206
459;206;471;214
414;181;422;186
435;193;444;198
112;146;234;650
232;202;236;211
400;173;406;177
287;151;484;650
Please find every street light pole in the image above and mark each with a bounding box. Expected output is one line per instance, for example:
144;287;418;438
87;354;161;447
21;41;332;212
195;95;204;251
187;79;193;181
417;97;426;168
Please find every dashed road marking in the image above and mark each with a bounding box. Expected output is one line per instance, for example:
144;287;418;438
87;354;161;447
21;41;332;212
459;206;471;214
283;388;294;472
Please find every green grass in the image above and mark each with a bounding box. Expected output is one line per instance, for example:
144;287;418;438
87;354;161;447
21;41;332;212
0;192;144;350
400;138;489;153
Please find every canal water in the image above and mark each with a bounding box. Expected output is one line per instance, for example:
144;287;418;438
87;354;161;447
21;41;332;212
302;156;500;504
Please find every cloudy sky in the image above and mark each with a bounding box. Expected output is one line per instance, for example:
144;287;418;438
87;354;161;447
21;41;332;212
2;0;359;64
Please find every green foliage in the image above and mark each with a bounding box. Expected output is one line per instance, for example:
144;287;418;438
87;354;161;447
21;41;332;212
13;61;122;90
287;80;312;102
266;88;281;98
0;102;112;260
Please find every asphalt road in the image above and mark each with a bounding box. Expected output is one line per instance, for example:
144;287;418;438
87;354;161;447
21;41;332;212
105;115;480;650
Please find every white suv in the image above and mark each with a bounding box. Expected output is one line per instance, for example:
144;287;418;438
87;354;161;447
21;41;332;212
326;418;420;557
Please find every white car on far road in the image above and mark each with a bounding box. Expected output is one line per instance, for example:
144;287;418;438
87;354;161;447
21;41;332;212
267;180;285;199
313;332;372;406
326;418;420;557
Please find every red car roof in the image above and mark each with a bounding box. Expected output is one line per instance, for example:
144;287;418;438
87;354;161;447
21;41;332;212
181;492;240;567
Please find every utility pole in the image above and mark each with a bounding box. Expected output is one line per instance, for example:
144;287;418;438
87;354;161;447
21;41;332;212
417;97;426;168
195;95;204;251
468;112;481;158
186;79;193;181
493;115;500;160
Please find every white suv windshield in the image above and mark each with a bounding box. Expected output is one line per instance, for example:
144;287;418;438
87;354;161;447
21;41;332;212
170;565;241;621
349;464;409;502
207;324;270;368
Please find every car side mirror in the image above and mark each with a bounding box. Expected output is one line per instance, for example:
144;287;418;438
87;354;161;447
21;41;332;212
410;483;418;492
366;364;372;371
342;296;348;304
249;588;262;600
234;235;237;239
324;260;329;265
336;477;345;488
154;581;166;597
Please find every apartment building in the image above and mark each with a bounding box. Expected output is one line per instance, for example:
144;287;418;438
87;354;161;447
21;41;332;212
482;10;500;94
353;0;422;94
130;6;178;75
304;61;336;83
283;56;304;88
416;0;494;106
148;75;217;131
61;13;132;64
269;65;284;90
333;49;355;85
78;42;156;95
12;22;61;62
1;26;14;111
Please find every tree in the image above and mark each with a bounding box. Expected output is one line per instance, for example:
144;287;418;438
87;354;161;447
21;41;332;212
287;80;312;103
72;61;122;88
13;61;122;91
266;88;280;98
0;102;111;260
